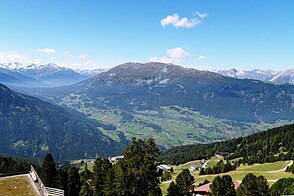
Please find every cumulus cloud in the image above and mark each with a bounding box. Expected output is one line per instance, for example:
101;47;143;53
148;48;189;64
36;48;56;54
161;12;207;28
198;55;207;60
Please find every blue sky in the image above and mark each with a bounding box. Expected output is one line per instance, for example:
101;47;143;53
0;0;293;70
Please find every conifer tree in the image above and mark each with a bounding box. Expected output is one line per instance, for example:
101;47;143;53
270;178;294;196
56;167;69;196
80;163;93;196
175;169;195;196
42;153;57;187
115;138;162;196
67;167;81;196
92;157;112;195
103;165;116;196
166;181;181;196
236;173;269;196
210;175;235;196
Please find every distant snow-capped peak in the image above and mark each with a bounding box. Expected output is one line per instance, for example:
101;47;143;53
215;68;294;84
0;62;27;70
0;62;72;71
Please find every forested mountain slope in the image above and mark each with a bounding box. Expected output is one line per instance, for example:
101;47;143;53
157;123;294;165
0;83;124;160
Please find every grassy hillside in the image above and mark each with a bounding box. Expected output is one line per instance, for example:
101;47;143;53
157;123;294;165
160;160;294;195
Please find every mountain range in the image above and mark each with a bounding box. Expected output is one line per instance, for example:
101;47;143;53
216;68;294;84
0;83;124;160
0;63;105;87
18;62;294;150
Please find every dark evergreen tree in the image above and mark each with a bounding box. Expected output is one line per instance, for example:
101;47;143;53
210;176;224;196
67;167;81;196
0;155;31;173
56;167;69;196
103;165;116;196
221;175;236;196
201;160;236;175
92;157;112;195
236;173;269;196
80;163;94;196
283;183;294;195
42;153;57;187
175;169;195;196
166;181;181;196
256;175;270;195
270;178;294;196
115;138;161;196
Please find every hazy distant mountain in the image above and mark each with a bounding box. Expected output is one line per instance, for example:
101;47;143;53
0;63;100;87
270;69;294;84
216;68;294;84
25;62;294;148
0;83;124;160
0;67;44;87
16;63;88;86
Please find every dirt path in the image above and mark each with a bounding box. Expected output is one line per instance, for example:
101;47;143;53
202;161;209;168
268;160;293;173
161;180;172;184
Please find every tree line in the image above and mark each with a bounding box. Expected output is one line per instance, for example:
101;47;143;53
158;123;294;165
199;159;237;175
0;155;32;174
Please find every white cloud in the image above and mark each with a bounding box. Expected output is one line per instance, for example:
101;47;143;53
148;48;189;64
194;12;208;19
36;48;56;54
0;51;37;65
198;55;207;60
161;12;207;28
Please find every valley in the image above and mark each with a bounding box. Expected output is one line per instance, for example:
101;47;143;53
31;62;294;149
60;98;291;148
1;62;294;159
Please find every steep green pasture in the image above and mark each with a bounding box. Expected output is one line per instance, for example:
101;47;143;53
160;159;294;194
61;95;291;148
